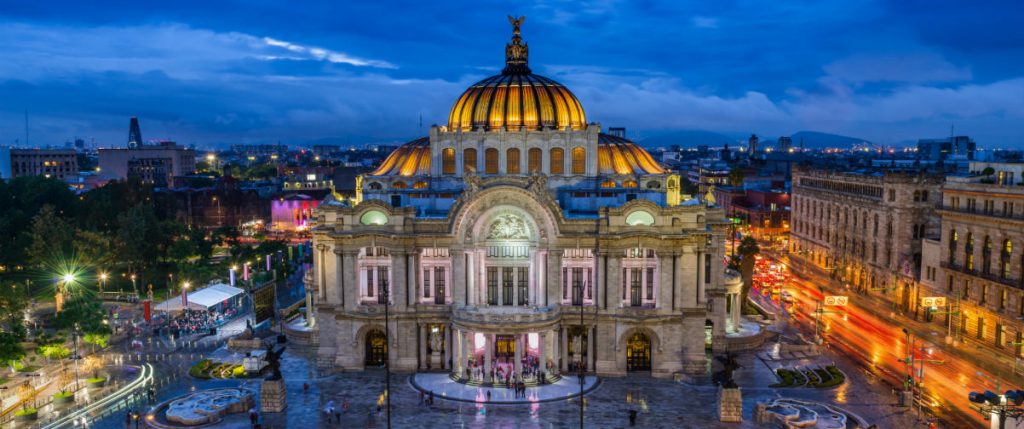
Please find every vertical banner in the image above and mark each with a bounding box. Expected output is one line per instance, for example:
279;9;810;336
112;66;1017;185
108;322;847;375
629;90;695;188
266;254;271;271
243;263;249;281
181;289;188;308
143;300;152;323
230;268;236;287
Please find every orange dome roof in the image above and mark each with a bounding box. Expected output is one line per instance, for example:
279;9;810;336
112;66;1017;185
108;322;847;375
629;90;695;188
447;15;586;132
598;133;666;175
368;137;430;176
448;74;586;132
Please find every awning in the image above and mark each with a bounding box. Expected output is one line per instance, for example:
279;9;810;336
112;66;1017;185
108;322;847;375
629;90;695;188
155;283;245;312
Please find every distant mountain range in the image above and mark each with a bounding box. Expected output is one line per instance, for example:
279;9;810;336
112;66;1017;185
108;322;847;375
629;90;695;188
636;129;872;150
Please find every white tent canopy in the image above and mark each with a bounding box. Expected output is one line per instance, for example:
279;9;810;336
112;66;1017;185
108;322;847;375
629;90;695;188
155;283;244;312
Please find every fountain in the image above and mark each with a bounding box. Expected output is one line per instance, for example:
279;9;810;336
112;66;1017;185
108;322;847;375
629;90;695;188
147;388;255;427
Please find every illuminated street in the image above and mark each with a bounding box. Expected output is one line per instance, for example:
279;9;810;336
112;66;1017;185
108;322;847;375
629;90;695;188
757;251;1021;428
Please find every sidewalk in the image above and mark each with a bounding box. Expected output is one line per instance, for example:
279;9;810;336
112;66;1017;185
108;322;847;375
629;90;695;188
778;251;1024;386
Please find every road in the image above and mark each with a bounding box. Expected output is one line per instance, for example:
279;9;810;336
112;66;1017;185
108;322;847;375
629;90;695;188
759;251;1019;429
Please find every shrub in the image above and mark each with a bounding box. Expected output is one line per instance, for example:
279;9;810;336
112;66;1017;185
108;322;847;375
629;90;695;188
189;359;213;379
53;391;74;399
14;408;37;417
770;368;795;387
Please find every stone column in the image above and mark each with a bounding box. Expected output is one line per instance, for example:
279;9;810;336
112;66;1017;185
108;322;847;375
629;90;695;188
304;288;315;326
513;333;523;378
484;334;493;382
444;325;452;370
536;250;547;306
419;324;428;370
467;250;476;305
342;250;359;309
539;331;548;376
452;248;466;306
392;250;407;311
560;326;568;372
607;255;622;308
316;246;327;300
327;248;342;305
547;249;563;306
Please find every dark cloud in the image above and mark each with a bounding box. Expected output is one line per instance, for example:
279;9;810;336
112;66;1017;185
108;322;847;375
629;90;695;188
0;0;1021;147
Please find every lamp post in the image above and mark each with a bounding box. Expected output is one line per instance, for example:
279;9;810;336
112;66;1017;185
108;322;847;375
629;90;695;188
98;272;108;296
57;273;75;313
382;285;391;429
181;282;190;309
130;274;137;298
73;323;81;391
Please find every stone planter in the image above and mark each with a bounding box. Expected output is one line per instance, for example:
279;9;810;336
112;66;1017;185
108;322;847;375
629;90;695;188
14;409;38;422
87;377;107;388
53;392;76;404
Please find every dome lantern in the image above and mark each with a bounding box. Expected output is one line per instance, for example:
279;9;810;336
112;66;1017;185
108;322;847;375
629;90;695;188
447;17;586;132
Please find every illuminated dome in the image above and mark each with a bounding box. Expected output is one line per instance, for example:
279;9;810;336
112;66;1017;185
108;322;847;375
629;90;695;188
369;137;430;176
447;16;586;132
597;133;666;175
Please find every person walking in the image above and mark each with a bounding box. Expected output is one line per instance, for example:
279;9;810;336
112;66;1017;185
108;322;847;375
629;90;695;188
429;390;435;406
629;409;638;426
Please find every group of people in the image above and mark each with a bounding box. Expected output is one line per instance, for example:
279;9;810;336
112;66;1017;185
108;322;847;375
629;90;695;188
167;308;232;335
463;355;551;384
419;390;436;406
322;399;350;423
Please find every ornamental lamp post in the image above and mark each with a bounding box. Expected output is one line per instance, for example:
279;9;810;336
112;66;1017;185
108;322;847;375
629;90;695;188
98;272;108;296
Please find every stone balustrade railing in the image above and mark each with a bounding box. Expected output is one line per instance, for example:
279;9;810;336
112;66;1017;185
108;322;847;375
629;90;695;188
452;304;561;325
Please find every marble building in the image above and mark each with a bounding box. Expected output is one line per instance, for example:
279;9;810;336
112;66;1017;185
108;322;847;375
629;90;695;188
307;18;739;379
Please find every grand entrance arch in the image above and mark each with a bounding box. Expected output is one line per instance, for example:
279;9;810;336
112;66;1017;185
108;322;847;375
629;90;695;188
626;333;651;372
365;330;388;367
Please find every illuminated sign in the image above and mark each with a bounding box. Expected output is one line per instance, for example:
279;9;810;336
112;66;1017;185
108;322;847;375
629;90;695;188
823;296;848;306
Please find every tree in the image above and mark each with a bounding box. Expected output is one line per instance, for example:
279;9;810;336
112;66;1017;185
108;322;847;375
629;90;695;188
82;333;110;351
0;281;29;341
73;230;115;268
25;205;75;266
0;332;25;371
736;236;761;311
54;295;110;338
727;165;745;188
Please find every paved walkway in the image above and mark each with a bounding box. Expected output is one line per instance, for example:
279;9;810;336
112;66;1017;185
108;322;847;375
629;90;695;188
411;373;599;404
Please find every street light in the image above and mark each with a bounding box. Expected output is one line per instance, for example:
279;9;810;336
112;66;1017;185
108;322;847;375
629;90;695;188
382;285;391;428
99;272;108;295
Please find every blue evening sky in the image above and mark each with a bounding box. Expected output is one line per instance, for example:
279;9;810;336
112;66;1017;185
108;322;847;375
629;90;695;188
0;0;1021;148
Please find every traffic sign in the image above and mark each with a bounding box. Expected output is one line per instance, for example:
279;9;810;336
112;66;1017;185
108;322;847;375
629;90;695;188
921;297;947;308
823;296;849;306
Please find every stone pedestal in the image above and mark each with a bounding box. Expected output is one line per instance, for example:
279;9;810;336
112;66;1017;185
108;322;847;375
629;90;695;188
718;387;742;423
260;379;287;413
430;351;442;369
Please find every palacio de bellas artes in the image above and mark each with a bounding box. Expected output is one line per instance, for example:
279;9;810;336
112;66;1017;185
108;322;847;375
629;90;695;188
307;17;746;382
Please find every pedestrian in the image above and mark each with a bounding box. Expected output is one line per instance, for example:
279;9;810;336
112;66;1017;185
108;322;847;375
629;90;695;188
334;408;341;424
419;391;425;405
629;409;638;426
126;410;133;429
342;398;350;413
486;390;491;402
303;382;309;393
429;390;435;406
249;408;259;429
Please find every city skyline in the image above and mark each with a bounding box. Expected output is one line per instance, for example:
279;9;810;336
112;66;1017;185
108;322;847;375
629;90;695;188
0;0;1022;148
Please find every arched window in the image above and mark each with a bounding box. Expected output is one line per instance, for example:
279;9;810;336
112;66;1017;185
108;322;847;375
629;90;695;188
506;148;521;174
550;148;564;174
412;181;428;189
527;148;542;173
601;180;617;188
463;148;477;173
391;181;407;189
571;147;586;174
485;148;499;174
368;182;383;190
625;210;655;226
1001;239;1013;279
982;236;993;274
441;148;455;175
623;180;638;188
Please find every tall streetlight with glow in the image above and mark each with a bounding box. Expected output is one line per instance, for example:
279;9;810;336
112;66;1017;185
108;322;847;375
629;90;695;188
98;272;108;295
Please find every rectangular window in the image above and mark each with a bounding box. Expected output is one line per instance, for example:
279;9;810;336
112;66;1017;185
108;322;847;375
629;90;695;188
977;317;985;340
585;268;592;300
1000;288;1007;310
367;268;374;297
502;267;514;306
423;268;431;298
528;148;542;173
947;275;953;293
506;149;520;174
704;254;711;284
888;189;895;201
996;324;1004;347
981;284;989;305
435;267;446;304
572;267;583;305
377;267;389;304
550;149;564;174
630;268;642;306
639;267;652;302
517;267;528;305
487;267;498;305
